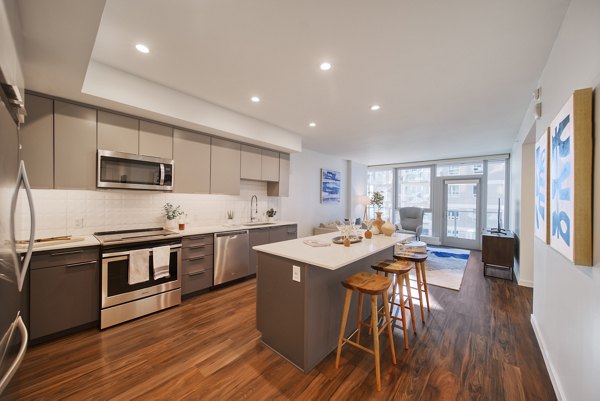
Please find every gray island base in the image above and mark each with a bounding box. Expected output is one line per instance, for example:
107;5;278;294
255;232;410;372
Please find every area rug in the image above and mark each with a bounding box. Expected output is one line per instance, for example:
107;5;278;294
410;245;470;291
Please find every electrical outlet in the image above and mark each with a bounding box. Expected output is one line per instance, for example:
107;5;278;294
74;217;84;228
292;265;301;282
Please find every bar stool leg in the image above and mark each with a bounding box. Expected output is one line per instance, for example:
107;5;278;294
356;292;364;344
397;280;409;350
403;273;417;335
335;289;353;369
382;293;396;365
414;263;425;322
370;295;381;391
420;262;431;312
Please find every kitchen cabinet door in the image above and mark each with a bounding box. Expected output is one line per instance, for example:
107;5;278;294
240;145;262;180
210;137;241;195
173;129;210;193
30;253;99;340
267;153;290;197
261;149;279;181
139;120;173;159
98;111;139;154
54;101;97;189
19;94;54;188
269;225;290;243
249;228;270;275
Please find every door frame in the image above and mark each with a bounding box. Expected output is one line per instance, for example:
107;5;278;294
442;178;482;250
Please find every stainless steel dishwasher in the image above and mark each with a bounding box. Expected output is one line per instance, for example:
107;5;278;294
214;230;250;285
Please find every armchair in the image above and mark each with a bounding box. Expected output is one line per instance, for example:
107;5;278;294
398;207;425;240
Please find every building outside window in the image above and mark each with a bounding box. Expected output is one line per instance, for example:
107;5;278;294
396;167;432;236
367;169;394;220
486;159;507;229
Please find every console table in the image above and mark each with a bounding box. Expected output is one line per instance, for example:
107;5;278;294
482;230;515;281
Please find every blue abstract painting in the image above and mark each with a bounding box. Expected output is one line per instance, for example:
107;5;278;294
534;130;549;243
320;169;341;203
549;96;574;260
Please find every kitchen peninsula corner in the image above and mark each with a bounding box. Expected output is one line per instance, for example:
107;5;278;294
254;232;411;372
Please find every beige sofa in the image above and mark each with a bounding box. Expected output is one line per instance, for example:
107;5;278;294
313;221;341;235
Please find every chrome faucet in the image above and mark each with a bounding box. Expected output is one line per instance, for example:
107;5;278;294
250;195;258;222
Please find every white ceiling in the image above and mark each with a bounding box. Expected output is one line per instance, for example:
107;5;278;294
18;0;570;165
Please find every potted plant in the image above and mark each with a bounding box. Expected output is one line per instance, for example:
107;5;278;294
163;203;184;230
266;208;277;222
370;191;385;233
226;210;235;225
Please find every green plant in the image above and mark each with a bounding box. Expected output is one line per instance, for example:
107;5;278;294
163;203;184;220
227;210;234;219
266;208;277;218
370;191;384;210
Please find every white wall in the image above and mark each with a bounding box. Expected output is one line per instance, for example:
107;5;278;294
348;160;368;222
280;149;349;238
517;141;535;287
512;1;600;400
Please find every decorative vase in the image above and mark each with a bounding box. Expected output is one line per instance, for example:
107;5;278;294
364;229;372;239
165;218;177;230
373;211;384;233
267;216;274;223
371;225;380;235
381;220;395;236
343;237;351;247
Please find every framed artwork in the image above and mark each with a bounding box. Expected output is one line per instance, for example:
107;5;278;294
549;88;593;266
534;128;550;243
320;169;341;203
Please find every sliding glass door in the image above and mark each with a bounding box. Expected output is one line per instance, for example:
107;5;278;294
443;178;481;249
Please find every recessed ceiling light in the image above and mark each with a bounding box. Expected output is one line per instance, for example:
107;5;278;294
370;104;381;111
319;62;332;71
135;44;150;54
309;122;316;127
251;96;260;103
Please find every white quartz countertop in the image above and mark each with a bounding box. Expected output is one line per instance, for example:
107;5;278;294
174;221;297;236
16;235;100;253
253;231;413;270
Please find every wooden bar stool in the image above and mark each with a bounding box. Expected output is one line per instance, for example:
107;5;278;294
394;251;430;321
371;259;417;350
335;272;396;391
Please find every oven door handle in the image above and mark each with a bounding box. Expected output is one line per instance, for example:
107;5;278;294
102;244;181;259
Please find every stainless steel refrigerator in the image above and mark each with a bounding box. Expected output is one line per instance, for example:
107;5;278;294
0;79;35;393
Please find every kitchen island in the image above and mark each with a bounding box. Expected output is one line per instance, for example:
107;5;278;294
254;231;412;372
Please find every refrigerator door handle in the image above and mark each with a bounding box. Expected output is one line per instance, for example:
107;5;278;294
0;315;28;394
9;160;36;292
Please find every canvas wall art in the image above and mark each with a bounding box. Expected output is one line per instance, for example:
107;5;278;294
534;129;550;243
548;88;593;266
320;169;341;203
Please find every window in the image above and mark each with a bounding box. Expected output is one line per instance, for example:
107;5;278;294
448;184;459;197
437;162;484;176
396;167;432;236
367;169;394;219
486;160;506;229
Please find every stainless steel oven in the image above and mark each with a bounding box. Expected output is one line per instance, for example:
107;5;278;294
95;228;182;329
97;149;174;191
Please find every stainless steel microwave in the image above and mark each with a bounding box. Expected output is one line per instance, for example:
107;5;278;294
97;149;174;191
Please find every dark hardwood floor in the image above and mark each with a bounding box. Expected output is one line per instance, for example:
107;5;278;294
3;252;556;400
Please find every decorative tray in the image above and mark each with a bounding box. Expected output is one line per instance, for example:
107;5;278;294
332;235;363;244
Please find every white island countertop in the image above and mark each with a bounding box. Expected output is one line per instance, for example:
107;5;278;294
253;231;413;270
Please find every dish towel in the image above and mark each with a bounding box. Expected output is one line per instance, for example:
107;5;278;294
152;246;171;280
128;249;150;285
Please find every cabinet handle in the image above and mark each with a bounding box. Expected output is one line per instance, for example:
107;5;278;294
188;270;207;276
187;256;205;261
51;250;84;256
189;245;207;249
65;260;97;268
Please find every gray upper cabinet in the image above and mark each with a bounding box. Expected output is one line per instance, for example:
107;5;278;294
139;120;173;159
19;94;54;188
97;111;138;154
261;149;280;182
268;153;290;197
54;101;97;189
240;145;262;180
173;129;210;193
210;138;240;195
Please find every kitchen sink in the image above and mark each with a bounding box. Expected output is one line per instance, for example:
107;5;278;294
243;222;276;226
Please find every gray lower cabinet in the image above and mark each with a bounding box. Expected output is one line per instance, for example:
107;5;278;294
19;94;54;189
139;120;173;159
54;101;97;189
268;153;290;197
269;224;297;243
98;111;139;154
249;227;270;275
210;137;241;195
29;247;99;340
173;129;211;193
182;235;214;296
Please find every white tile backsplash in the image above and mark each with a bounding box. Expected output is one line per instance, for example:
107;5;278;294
15;180;281;240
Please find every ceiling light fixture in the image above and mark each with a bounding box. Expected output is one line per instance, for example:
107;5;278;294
309;122;316;127
370;104;381;111
135;44;150;54
251;96;261;103
319;62;332;71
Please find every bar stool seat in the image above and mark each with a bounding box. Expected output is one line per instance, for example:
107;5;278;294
394;251;430;321
335;272;395;391
371;259;417;350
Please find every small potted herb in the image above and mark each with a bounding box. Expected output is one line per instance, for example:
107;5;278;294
163;203;184;230
266;208;277;222
369;192;385;233
226;210;235;225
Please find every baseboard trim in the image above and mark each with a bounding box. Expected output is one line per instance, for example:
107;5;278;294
530;314;565;401
517;278;534;288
